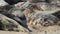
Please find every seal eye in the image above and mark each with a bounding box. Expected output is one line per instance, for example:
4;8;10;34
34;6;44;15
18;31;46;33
4;0;23;5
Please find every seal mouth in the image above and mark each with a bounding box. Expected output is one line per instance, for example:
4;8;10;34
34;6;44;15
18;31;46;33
0;0;9;6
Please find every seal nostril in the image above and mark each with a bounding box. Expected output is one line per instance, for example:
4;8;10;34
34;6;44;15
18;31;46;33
44;18;47;21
